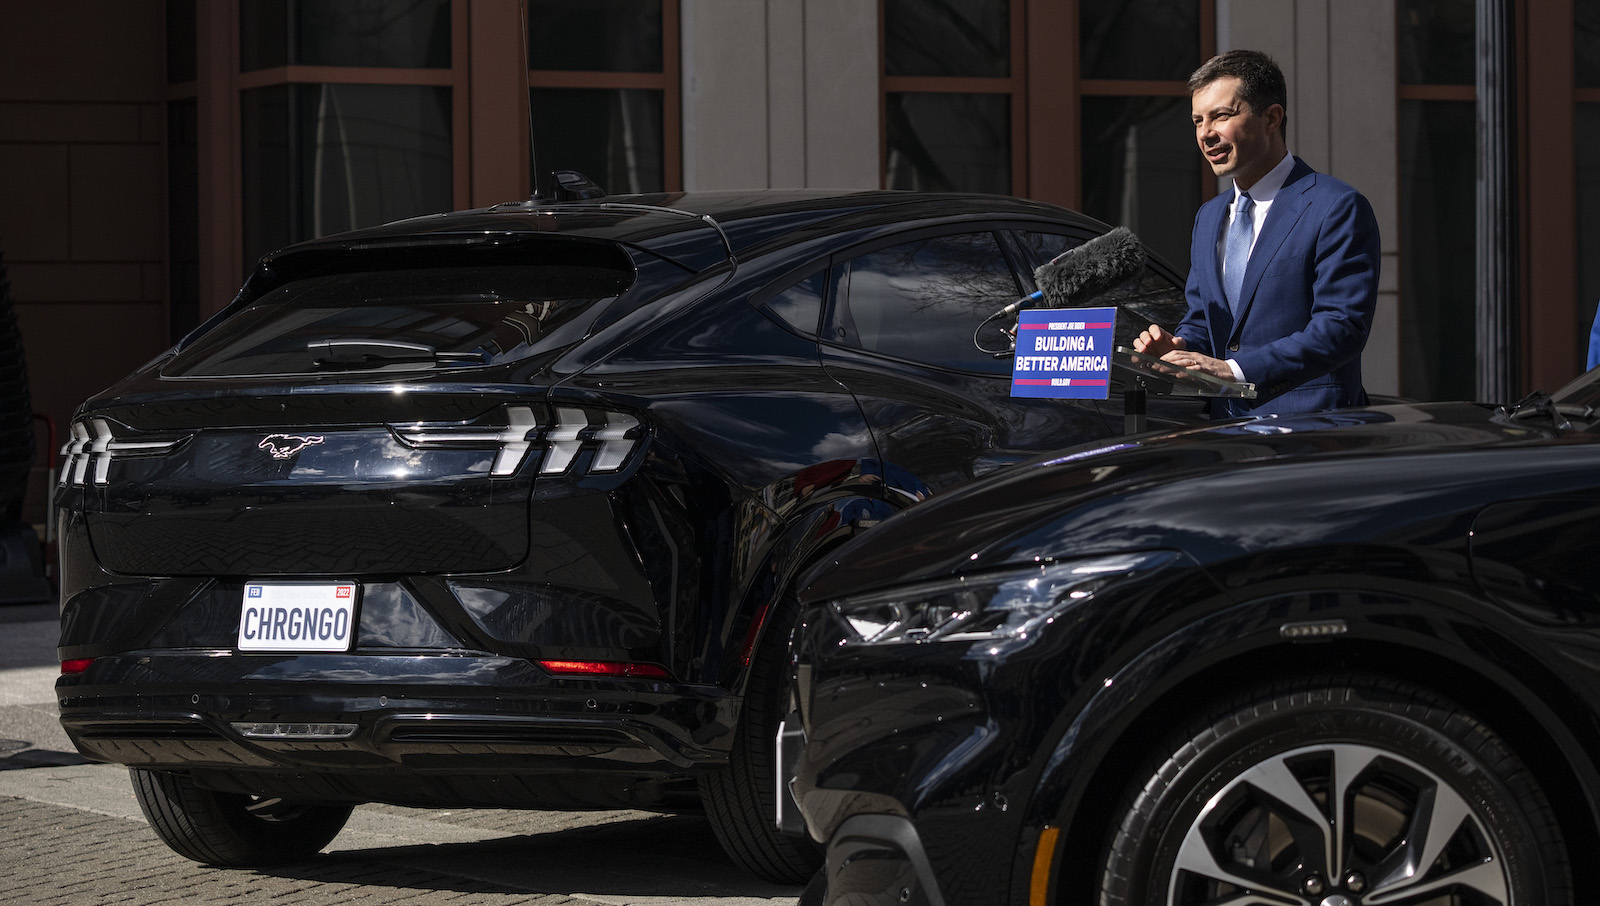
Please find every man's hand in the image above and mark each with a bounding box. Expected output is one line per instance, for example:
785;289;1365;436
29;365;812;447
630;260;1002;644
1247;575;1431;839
1158;350;1236;379
1135;324;1186;358
1135;324;1234;378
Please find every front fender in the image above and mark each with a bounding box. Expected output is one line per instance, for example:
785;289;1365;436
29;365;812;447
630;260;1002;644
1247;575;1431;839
1020;580;1600;904
717;484;905;693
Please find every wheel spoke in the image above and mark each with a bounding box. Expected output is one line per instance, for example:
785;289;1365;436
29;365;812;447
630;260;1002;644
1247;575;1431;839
1365;857;1510;905
1327;744;1380;879
1232;755;1334;875
1173;818;1309;905
1238;757;1328;842
1366;773;1477;896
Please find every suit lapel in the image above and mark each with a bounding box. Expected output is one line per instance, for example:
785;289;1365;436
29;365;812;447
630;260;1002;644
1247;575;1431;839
1230;160;1316;340
1198;198;1229;303
1195;197;1232;352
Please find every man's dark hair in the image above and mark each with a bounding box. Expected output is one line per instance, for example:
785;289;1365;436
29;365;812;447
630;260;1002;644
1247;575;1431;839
1189;50;1288;138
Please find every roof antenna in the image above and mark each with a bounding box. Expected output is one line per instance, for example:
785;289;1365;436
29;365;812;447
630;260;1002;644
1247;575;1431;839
520;1;606;203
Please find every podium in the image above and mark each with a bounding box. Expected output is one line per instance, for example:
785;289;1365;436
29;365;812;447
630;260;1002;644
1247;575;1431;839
1112;346;1257;433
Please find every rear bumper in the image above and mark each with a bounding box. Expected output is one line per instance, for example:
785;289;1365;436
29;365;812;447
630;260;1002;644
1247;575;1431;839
56;650;738;807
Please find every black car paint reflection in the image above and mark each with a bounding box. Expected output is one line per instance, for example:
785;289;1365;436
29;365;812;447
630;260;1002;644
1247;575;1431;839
793;376;1600;905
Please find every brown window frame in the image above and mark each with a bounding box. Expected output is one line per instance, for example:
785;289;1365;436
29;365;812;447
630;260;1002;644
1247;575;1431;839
525;0;683;193
880;0;1214;207
230;1;472;216
878;0;1029;194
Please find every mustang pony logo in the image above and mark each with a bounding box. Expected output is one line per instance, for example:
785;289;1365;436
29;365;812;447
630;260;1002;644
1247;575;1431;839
259;434;325;459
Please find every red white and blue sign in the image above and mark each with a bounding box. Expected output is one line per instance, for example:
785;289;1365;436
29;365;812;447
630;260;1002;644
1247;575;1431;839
1010;307;1117;399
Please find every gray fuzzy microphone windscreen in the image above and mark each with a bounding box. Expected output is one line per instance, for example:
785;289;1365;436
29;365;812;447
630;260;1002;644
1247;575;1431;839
1034;226;1146;308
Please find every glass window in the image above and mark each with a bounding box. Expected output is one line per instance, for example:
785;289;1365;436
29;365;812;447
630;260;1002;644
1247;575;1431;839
1580;1;1600;89
1080;96;1198;273
833;233;1020;374
241;86;292;268
882;0;1016;195
241;0;451;70
242;83;453;266
166;248;634;378
1015;231;1082;264
240;0;290;69
526;1;673;193
1101;270;1188;352
1079;0;1200;81
166;0;196;83
886;92;1011;195
527;0;664;72
884;0;1009;78
1397;0;1475;85
531;88;663;195
1399;99;1477;401
168;99;200;340
758;270;826;337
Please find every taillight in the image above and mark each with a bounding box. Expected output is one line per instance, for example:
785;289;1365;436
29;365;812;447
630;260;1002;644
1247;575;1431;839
393;405;642;478
61;658;94;675
59;418;186;487
537;660;671;680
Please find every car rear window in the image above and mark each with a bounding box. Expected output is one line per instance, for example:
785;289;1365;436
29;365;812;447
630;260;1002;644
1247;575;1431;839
164;254;634;378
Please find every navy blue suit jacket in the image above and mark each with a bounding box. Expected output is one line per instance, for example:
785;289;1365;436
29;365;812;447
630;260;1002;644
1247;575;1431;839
1177;157;1380;417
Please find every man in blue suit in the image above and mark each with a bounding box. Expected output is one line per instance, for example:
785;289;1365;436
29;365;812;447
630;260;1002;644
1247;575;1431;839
1135;50;1379;417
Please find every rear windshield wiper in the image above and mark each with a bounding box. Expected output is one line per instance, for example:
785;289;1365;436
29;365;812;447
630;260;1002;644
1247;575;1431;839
307;338;488;369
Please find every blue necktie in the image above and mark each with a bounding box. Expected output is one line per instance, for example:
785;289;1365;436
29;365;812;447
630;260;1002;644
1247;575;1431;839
1224;192;1254;313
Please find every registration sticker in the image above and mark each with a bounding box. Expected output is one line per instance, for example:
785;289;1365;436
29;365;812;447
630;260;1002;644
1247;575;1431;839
238;582;358;652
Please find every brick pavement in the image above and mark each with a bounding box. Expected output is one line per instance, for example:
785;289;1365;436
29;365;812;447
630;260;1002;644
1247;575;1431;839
2;794;592;904
0;605;803;905
0;767;802;905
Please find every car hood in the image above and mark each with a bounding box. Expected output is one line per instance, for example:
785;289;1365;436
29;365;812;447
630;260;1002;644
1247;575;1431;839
799;400;1596;601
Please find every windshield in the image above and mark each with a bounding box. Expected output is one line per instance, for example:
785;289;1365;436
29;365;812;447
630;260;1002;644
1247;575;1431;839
164;259;633;377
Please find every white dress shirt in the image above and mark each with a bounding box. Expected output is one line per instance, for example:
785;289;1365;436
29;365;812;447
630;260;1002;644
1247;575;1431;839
1218;150;1296;382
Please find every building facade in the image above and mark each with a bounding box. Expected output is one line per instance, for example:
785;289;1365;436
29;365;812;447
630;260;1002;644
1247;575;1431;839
0;0;1592;524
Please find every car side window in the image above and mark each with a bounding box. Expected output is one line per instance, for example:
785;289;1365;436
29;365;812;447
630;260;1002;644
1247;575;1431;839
755;269;826;337
1017;230;1083;264
1018;230;1187;351
1104;269;1188;350
831;232;1020;375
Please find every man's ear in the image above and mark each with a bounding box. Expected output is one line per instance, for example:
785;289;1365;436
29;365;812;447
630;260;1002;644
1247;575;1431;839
1266;103;1286;133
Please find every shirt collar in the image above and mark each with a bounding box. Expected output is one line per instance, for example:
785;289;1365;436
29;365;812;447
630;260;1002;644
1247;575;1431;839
1234;151;1295;205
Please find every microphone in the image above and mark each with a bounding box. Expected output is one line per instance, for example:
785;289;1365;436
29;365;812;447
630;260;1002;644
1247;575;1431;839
999;226;1146;316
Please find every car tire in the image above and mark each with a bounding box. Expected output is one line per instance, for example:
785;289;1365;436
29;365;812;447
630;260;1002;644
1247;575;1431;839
699;592;824;884
1099;677;1571;906
130;768;353;866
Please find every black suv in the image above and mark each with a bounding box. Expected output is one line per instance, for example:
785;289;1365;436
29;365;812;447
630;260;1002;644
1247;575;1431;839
53;189;1188;881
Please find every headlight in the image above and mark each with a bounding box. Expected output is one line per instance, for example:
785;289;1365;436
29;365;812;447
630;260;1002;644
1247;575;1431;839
830;550;1182;646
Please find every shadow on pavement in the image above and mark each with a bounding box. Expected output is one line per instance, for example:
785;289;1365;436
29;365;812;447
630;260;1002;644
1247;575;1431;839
257;813;802;899
0;743;89;770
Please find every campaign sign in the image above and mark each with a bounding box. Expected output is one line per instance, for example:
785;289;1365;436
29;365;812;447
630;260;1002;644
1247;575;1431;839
1010;306;1117;399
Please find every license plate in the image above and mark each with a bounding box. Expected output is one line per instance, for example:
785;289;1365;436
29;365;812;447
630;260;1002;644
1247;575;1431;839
238;582;358;652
